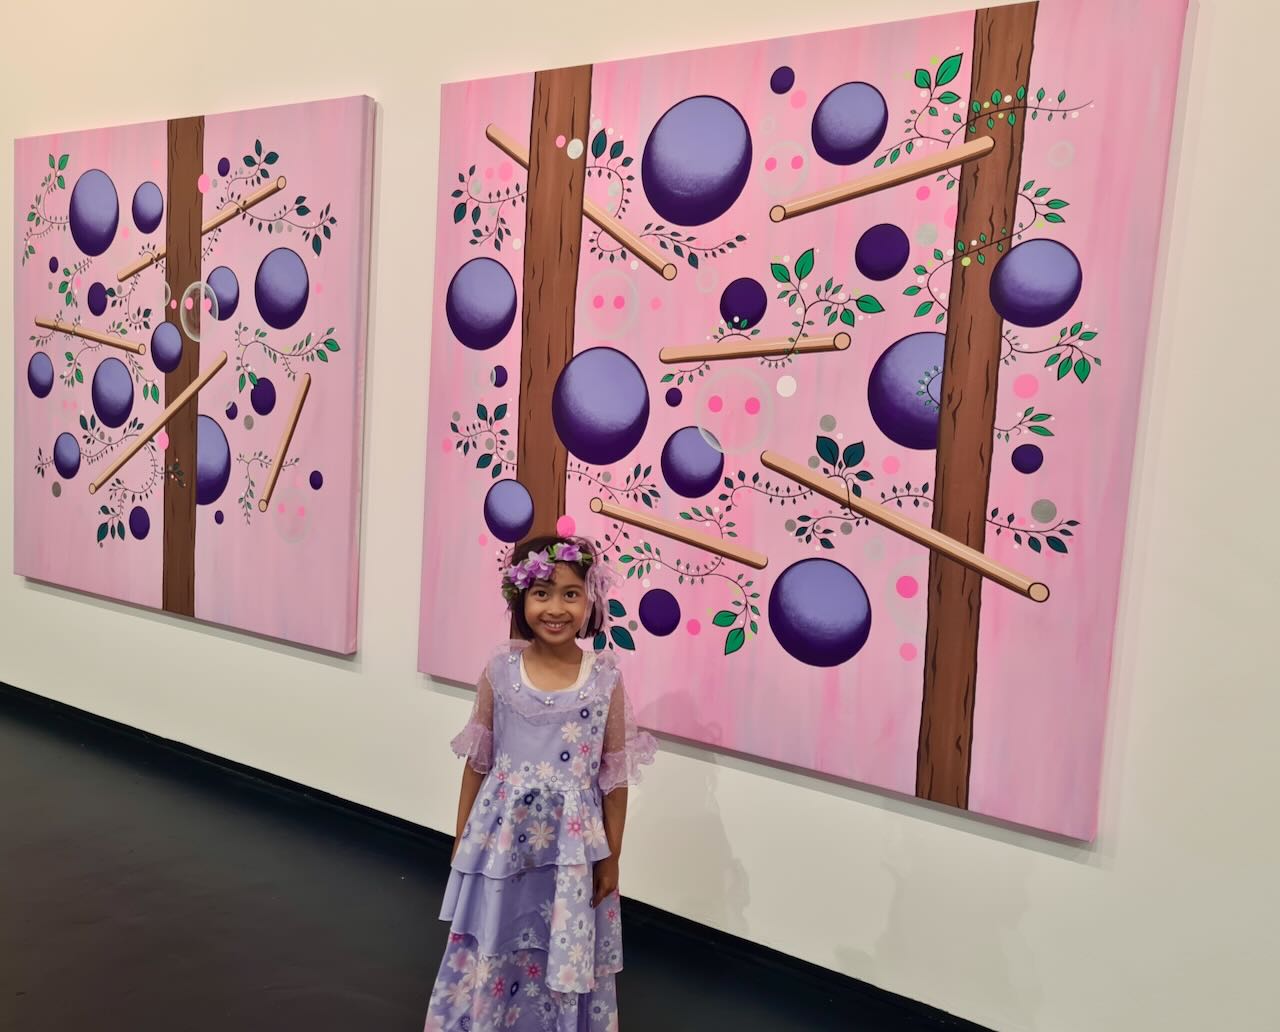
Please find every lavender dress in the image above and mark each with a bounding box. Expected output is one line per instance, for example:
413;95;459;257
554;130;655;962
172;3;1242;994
425;641;657;1032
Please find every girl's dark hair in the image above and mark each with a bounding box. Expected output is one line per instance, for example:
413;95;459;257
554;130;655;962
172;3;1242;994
507;535;605;641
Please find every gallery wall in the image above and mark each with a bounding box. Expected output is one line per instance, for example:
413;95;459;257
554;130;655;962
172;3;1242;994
1;1;1274;1030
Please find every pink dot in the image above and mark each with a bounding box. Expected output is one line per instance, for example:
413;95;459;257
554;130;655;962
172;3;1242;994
708;395;723;413
764;157;777;172
75;276;82;289
916;185;931;201
900;643;918;662
1014;374;1039;399
315;282;324;295
790;155;804;170
499;163;513;181
296;506;306;518
650;297;662;310
156;429;169;451
882;456;900;475
478;533;488;547
555;134;566;148
203;297;213;313
197;174;211;193
169;299;178;310
896;575;919;599
612;295;625;310
484;167;494;179
278;503;286;515
556;514;577;536
592;294;604;309
441;438;452;453
687;619;702;636
944;205;957;226
790;89;807;109
744;397;761;415
122;227;130;239
184;297;194;310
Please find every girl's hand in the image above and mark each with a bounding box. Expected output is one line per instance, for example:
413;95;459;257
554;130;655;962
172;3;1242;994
591;856;620;907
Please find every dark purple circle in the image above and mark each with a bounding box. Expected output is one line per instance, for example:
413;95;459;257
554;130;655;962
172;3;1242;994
91;357;134;428
770;66;796;95
491;365;509;388
665;387;683;407
639;589;681;637
484;479;534;543
855;223;910;281
769;558;872;667
69;169;119;256
215;510;225;525
128;506;150;540
641;96;752;226
309;470;323;490
867;332;944;450
196;415;231;506
87;281;108;317
446;257;517;351
989;239;1083;327
225;401;238;420
661;426;725;498
150;322;183;374
28;352;54;398
250;377;277;416
811;83;888;165
217;157;231;177
53;432;81;479
131;181;164;234
1012;443;1044;475
254;248;309;330
48;256;59;274
207;265;239;321
719;277;768;330
552;348;650;465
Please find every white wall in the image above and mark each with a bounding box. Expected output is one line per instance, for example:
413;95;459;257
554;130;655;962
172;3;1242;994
2;2;1275;1029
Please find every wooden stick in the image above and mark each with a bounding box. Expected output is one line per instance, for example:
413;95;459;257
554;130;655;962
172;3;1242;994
88;352;228;495
660;331;849;365
116;176;288;281
485;124;678;281
35;317;145;355
769;137;994;223
759;450;1048;602
590;497;768;570
257;373;311;512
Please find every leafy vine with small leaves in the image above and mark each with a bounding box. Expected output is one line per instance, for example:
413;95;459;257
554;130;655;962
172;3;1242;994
450;402;513;480
880;484;1080;553
21;153;71;266
236;452;300;524
451;163;526;251
234;322;341;392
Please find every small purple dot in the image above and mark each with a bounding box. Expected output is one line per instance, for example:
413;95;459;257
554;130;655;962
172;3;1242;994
49;256;59;274
217;157;230;177
665;387;683;407
309;470;323;490
771;66;796;95
225;402;238;420
214;510;224;525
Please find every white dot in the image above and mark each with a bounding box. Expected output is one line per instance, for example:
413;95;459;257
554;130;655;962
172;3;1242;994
836;433;843;440
777;375;797;398
591;118;602;131
970;239;978;247
1003;94;1012;103
566;138;585;159
1071;111;1079;119
947;249;954;257
858;314;865;321
607;127;613;134
512;238;523;250
642;578;650;588
630;261;639;270
783;255;790;262
916;276;924;284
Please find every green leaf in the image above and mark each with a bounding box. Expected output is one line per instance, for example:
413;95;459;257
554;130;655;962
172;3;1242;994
48;154;55;168
1070;321;1083;336
890;147;900;163
660;373;675;383
794;248;814;282
1028;425;1054;437
1035;186;1050;198
873;155;887;168
471;206;481;225
453;203;466;223
914;301;934;317
1058;90;1067;103
316;349;328;363
1074;358;1091;383
1046;535;1068;554
476;452;493;469
324;338;339;352
839;309;855;327
712;610;737;628
904;285;922;296
842;442;865;467
477;403;489;422
1043;213;1065;223
914;68;931;89
913;265;927;276
609;599;627;619
244;155;256;167
1079;331;1098;341
592;130;607;158
1057;355;1073;380
493;403;508;421
238;373;247;392
609;140;624;159
934;248;944;261
97;523;109;542
296;205;311;216
816;436;839;466
248;371;259;387
1029;535;1042;553
855;295;883;314
1046;199;1069;209
610;626;635;651
265;151;278;165
75;368;83;383
58;281;68;293
854;470;873;482
312;235;322;256
938;90;961;104
770;263;790;284
936;54;962;86
991;89;1001;104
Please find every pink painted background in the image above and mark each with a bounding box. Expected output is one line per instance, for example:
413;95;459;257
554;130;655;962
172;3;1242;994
13;96;375;654
418;0;1187;840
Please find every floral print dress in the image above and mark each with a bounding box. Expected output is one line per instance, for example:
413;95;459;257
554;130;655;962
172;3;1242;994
425;641;657;1032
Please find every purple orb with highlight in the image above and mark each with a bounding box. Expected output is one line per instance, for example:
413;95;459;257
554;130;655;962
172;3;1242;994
49;256;59;274
446;257;517;351
131;181;164;234
150;322;183;374
639;589;681;637
491;365;509;389
217;157;231;177
661;426;724;499
254;247;309;330
770;66;796;95
641;96;752;226
87;282;108;317
719;277;768;330
225;401;238;421
250;377;277;417
310;470;324;490
53;432;81;479
989;239;1083;327
69;169;119;256
855;223;910;281
215;510;225;525
484;479;535;543
91;357;134;428
28;352;54;398
207;265;239;321
868;332;944;450
665;387;683;408
196;415;231;506
1012;443;1044;475
552;347;650;465
769;558;872;667
811;83;888;165
128;506;150;540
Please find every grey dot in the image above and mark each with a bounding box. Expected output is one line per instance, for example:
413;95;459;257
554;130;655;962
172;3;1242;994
51;482;62;498
452;410;461;421
1031;498;1058;523
628;621;638;632
244;415;254;430
819;415;837;432
807;456;821;469
840;522;853;535
785;519;797;532
505;451;515;462
602;472;612;483
864;538;886;562
274;221;284;233
485;438;495;451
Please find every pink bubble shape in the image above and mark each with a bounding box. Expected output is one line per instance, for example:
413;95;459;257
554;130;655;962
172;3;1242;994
708;395;723;413
944;204;957;226
790;89;807;109
122;227;130;239
296;506;306;518
197;174;210;193
169;299;178;310
790;155;804;170
882;456;900;475
916;186;931;200
184;297;194;311
592;294;604;309
764;157;777;172
896;575;919;599
478;533;488;547
75;276;82;289
555;134;566;148
556;514;577;536
315;282;325;295
156;429;169;451
900;643;918;661
441;438;453;453
499;163;513;181
485;167;494;179
1014;374;1039;399
687;619;702;636
278;503;286;515
612;295;625;310
203;297;213;313
650;297;662;310
744;397;761;415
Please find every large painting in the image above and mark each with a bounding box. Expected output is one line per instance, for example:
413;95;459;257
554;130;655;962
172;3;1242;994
418;2;1187;838
13;96;375;654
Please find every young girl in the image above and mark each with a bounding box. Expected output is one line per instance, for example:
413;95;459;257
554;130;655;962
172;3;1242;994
425;535;656;1032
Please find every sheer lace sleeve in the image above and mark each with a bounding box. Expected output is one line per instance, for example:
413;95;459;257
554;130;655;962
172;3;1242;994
598;673;657;794
449;667;495;774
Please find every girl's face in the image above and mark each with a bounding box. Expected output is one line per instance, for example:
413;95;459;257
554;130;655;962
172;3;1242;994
524;564;589;646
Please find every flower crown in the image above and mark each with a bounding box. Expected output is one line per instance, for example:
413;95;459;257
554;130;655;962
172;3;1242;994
501;537;618;628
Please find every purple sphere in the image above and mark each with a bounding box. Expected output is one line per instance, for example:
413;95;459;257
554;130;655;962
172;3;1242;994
665;387;683;408
719;277;768;330
225;401;238;420
769;559;872;667
639;589;681;637
811;83;888;165
69;169;119;257
770;66;796;95
207;265;239;321
491;365;509;388
28;352;54;398
661;426;725;499
128;506;150;540
250;377;277;416
214;510;225;525
641;96;752;226
446;257;517;351
483;479;534;543
91;357;134;428
87;282;108;317
989;239;1083;327
150;322;183;374
217;157;231;177
254;247;309;330
868;332;944;450
309;470;323;490
552;348;650;465
196;415;231;506
131;181;164;234
1012;443;1044;475
53;432;81;479
855;223;910;281
48;256;59;274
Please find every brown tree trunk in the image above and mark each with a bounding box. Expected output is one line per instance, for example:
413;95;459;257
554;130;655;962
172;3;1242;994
515;66;591;540
917;3;1038;808
162;115;204;617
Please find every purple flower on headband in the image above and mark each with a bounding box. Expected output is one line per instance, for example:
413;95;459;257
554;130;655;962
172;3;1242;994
523;550;555;582
555;542;582;563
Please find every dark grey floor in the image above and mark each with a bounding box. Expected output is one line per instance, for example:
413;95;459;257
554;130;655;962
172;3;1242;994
0;687;986;1031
